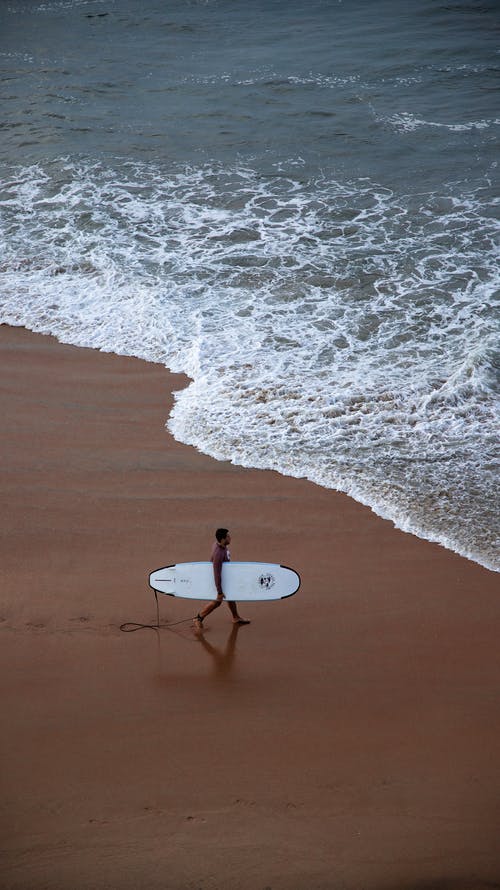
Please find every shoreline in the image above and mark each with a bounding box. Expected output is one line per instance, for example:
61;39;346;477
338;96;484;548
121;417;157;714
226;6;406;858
1;323;500;890
9;320;498;576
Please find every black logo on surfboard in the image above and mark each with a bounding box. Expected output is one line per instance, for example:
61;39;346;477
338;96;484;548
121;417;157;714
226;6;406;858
258;573;275;590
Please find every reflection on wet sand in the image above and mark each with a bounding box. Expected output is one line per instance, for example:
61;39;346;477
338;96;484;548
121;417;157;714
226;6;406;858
197;623;243;681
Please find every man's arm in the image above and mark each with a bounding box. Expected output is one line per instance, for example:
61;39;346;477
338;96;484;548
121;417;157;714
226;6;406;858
212;548;225;597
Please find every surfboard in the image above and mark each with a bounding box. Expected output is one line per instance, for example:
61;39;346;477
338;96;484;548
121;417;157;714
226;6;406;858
149;562;300;602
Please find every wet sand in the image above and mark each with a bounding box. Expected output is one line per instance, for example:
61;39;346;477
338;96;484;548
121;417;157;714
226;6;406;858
1;323;499;890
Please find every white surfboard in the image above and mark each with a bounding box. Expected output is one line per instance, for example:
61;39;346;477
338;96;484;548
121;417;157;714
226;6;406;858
149;562;300;602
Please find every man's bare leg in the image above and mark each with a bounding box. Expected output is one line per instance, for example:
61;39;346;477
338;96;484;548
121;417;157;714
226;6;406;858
193;595;223;631
226;601;250;625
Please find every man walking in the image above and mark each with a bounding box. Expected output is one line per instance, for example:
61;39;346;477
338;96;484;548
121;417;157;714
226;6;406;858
193;528;250;632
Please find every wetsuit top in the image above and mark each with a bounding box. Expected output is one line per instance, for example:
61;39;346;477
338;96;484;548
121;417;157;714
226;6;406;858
211;541;229;596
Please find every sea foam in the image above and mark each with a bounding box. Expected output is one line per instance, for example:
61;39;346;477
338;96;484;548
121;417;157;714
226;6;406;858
1;158;498;570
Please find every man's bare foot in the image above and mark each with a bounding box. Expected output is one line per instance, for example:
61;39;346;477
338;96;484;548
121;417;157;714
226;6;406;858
193;615;204;633
232;618;251;625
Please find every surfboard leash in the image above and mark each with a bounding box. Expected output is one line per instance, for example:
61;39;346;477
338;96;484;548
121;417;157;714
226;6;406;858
119;590;196;633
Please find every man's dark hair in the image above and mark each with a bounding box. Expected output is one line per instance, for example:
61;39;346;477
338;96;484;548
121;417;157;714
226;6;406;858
215;528;229;542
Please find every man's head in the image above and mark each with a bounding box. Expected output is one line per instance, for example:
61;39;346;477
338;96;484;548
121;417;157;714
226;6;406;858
215;527;230;546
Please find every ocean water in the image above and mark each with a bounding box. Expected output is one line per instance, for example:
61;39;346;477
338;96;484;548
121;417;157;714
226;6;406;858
0;0;498;571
